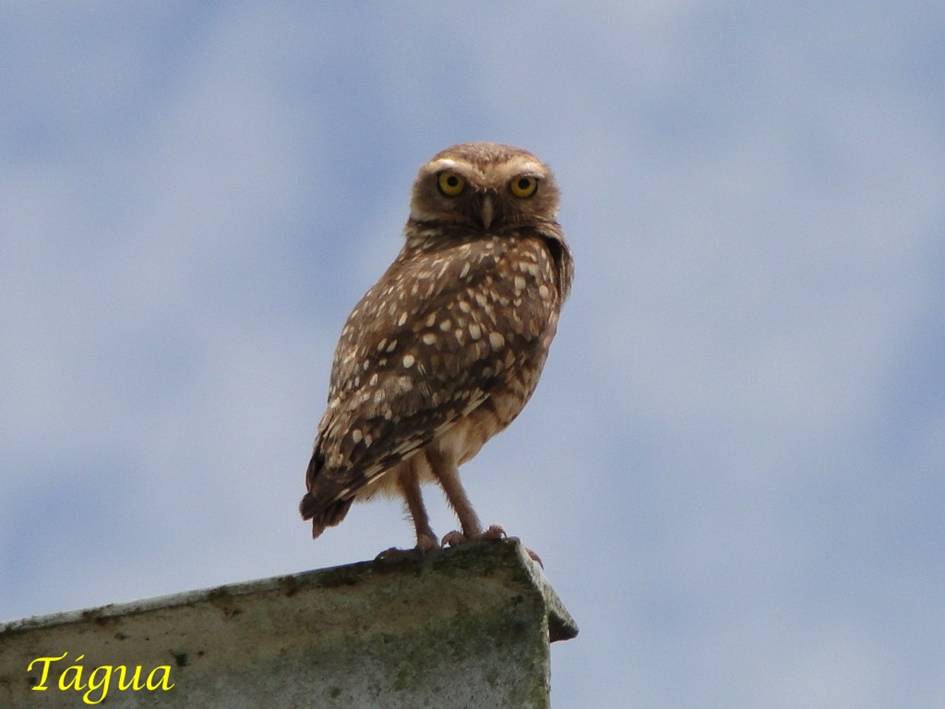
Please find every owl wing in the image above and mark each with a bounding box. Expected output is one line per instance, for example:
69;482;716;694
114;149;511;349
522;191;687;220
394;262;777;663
303;233;560;514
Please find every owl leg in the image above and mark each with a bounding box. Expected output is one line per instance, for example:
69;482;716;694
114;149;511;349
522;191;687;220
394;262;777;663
426;451;543;565
376;459;439;560
427;449;506;547
399;464;439;553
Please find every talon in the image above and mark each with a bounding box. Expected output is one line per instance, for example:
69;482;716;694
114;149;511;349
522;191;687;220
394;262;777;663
525;547;544;568
479;524;506;541
417;532;440;553
441;530;466;547
375;546;405;561
375;541;437;561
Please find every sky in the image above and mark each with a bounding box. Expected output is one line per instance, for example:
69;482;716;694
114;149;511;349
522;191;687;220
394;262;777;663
2;3;944;707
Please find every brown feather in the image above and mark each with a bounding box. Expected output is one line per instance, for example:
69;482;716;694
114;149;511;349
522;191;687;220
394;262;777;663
299;142;573;545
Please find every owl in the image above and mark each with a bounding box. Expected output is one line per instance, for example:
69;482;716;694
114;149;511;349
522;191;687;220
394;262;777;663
299;142;573;556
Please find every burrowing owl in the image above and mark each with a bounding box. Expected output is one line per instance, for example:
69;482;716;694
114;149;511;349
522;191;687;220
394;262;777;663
300;142;573;554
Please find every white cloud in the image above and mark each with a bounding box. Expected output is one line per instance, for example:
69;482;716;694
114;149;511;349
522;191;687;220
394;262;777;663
2;3;944;706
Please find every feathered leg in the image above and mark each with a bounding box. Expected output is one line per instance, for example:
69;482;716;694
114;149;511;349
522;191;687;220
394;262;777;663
399;461;439;552
376;457;439;559
426;448;505;547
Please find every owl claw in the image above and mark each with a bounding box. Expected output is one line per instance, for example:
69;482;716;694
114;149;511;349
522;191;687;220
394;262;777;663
524;547;544;568
375;546;416;561
438;526;543;567
417;532;440;553
441;525;507;547
375;534;440;561
375;547;401;561
480;524;507;541
441;530;467;547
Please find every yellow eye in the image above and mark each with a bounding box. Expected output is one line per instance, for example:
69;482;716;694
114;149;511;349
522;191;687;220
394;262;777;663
437;171;465;196
509;175;538;198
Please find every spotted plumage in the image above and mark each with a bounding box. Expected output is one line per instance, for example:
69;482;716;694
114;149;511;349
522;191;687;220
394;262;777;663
300;143;573;552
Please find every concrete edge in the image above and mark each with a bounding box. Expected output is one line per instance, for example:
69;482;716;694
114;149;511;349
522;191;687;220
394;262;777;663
1;539;578;645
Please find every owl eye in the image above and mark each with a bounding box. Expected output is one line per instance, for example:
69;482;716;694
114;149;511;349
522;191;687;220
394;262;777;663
509;175;539;198
437;171;465;197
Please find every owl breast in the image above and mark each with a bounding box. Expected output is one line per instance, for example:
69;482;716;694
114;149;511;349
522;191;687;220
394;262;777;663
301;141;574;542
345;229;565;500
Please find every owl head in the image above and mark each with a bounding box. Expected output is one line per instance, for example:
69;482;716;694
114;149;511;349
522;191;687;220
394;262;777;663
408;142;560;232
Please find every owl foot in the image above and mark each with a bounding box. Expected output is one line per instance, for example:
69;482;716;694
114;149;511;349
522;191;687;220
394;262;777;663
375;532;440;561
439;528;544;568
375;547;415;561
440;530;467;547
441;524;507;547
524;547;544;568
479;524;507;541
417;531;440;553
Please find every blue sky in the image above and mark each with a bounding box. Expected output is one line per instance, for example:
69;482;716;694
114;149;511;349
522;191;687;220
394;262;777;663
2;3;944;707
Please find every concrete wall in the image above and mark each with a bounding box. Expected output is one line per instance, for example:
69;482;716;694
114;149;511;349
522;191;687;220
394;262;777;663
0;540;577;707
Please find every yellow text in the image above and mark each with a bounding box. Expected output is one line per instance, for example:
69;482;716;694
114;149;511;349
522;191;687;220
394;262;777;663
27;651;175;705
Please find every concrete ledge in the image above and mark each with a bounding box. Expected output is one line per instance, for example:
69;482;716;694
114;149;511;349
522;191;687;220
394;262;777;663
0;539;577;708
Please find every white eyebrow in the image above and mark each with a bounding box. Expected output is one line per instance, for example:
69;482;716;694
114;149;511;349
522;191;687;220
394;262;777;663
502;157;545;176
425;158;467;173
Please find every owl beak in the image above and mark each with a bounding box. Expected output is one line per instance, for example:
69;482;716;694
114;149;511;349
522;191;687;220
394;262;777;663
479;194;495;230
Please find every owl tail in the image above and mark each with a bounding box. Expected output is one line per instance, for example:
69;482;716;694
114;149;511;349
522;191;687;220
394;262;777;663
299;492;353;539
300;444;355;537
